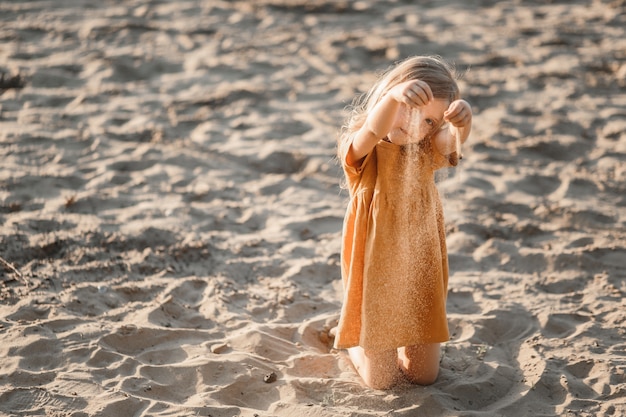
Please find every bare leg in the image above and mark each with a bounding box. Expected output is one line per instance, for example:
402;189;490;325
398;343;441;385
348;346;401;390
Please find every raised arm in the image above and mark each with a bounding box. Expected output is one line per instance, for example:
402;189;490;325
433;99;472;155
345;80;434;167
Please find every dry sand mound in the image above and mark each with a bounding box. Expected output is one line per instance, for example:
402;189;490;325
1;0;625;416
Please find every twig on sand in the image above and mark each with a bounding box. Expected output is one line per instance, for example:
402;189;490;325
0;256;29;286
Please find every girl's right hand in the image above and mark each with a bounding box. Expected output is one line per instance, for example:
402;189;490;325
346;80;434;166
389;80;434;108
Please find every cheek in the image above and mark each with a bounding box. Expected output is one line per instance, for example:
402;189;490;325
388;126;410;144
419;120;433;137
393;106;409;128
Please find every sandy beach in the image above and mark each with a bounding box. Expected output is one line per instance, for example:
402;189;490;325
1;0;625;415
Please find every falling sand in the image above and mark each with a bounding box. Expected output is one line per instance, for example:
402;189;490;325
339;123;453;388
356;106;454;352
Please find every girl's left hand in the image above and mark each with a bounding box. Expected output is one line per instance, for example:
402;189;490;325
444;100;472;128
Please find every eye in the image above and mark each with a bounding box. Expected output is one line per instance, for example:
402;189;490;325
425;118;434;126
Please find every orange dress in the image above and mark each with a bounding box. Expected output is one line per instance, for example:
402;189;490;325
334;137;453;351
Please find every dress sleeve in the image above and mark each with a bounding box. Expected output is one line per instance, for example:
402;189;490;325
339;134;376;177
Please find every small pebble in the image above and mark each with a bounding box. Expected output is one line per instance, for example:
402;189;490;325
210;343;229;354
263;372;277;383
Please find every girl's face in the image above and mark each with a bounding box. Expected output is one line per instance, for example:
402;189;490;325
387;98;449;145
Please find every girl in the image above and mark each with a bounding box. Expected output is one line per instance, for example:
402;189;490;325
334;56;472;389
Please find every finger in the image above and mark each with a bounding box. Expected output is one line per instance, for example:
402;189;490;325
405;85;428;107
457;114;471;127
448;108;465;121
413;88;430;106
403;89;421;107
447;110;469;126
451;103;472;122
443;109;456;121
444;107;462;122
445;100;463;115
416;80;434;103
449;103;470;119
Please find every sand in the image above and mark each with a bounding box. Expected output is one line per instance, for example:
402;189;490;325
1;0;625;416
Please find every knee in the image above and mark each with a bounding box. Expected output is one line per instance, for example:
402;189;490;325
399;343;441;386
349;347;401;390
404;365;439;385
363;368;399;390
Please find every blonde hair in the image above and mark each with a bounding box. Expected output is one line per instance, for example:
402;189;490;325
339;56;459;155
